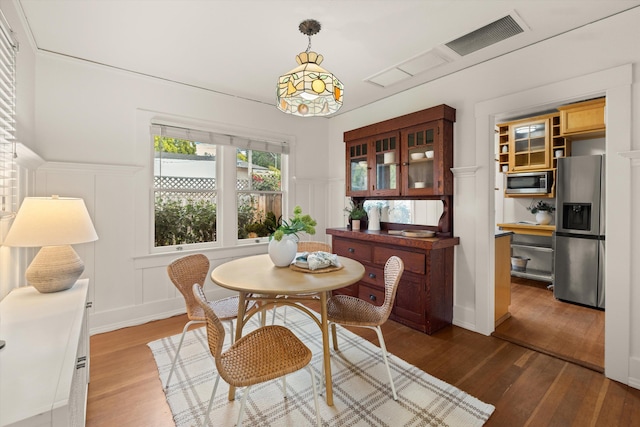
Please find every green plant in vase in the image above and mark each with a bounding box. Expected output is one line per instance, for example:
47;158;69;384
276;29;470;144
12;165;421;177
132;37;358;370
272;205;317;241
269;206;317;267
344;199;366;230
527;200;555;225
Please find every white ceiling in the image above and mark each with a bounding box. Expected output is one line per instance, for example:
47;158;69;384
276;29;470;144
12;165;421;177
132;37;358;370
15;0;640;116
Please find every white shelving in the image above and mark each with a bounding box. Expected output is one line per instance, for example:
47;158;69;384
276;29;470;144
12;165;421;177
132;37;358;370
510;234;554;283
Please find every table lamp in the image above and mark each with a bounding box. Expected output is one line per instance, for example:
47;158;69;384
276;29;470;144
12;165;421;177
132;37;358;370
3;195;98;293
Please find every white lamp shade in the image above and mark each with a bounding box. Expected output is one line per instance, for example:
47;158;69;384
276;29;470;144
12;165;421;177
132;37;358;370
3;196;98;247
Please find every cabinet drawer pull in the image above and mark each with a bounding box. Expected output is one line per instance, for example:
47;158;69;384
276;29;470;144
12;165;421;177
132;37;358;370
77;356;87;363
348;248;355;253
369;294;377;302
76;362;86;370
368;273;376;279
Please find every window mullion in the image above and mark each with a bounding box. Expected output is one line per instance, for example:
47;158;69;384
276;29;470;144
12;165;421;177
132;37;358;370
218;145;238;248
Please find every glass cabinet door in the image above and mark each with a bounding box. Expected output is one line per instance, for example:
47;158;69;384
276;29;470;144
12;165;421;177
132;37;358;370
402;123;437;194
371;132;400;196
512;119;550;170
346;139;369;196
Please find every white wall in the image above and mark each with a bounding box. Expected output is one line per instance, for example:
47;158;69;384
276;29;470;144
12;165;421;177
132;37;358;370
327;9;639;387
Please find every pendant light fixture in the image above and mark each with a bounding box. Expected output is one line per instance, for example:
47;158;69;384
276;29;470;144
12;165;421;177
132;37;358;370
276;19;344;117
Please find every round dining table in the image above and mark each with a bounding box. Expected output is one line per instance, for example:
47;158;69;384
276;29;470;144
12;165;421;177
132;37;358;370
211;253;365;406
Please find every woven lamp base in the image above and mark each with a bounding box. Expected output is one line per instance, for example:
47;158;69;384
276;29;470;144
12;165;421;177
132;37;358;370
26;245;85;293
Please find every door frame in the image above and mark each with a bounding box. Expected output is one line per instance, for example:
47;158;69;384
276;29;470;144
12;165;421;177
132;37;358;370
474;64;632;385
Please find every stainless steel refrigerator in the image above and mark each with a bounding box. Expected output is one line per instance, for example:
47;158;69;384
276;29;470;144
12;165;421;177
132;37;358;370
553;154;605;309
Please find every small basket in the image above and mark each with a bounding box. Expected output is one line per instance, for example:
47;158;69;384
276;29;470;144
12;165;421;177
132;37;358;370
511;256;530;271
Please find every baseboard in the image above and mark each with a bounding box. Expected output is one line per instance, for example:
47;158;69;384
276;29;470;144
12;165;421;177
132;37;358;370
452;304;479;333
88;287;233;335
628;356;640;390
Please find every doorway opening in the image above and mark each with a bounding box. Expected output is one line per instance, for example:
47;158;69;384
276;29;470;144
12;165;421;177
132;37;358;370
492;99;606;372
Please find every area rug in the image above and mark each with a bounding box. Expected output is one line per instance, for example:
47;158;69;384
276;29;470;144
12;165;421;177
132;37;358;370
148;309;495;426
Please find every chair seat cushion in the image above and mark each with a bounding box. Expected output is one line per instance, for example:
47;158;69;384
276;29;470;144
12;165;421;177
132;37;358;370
327;294;383;327
220;325;312;387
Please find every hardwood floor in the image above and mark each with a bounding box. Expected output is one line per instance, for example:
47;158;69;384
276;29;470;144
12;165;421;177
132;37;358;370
493;277;605;372
87;305;639;427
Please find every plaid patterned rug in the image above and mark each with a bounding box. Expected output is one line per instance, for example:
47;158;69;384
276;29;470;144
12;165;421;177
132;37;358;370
148;309;495;426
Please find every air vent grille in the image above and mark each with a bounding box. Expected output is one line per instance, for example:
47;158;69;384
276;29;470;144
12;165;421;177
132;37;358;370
445;15;524;56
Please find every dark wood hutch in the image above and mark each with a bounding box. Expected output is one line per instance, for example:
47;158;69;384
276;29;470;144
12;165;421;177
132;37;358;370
327;104;459;334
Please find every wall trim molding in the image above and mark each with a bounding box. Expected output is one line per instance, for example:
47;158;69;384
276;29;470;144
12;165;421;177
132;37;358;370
39;161;143;175
451;165;480;177
618;150;640;167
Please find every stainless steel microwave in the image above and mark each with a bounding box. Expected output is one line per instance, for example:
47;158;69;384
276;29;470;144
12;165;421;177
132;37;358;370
505;171;553;195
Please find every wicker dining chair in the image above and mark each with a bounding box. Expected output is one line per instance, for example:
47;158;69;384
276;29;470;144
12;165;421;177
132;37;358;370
192;284;321;427
326;255;404;400
164;254;242;389
298;241;332;254
271;240;332;324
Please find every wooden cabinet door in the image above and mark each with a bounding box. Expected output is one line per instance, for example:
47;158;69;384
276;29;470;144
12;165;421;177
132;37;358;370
370;132;400;197
510;118;551;171
391;273;425;329
559;98;605;136
400;121;442;195
345;138;371;197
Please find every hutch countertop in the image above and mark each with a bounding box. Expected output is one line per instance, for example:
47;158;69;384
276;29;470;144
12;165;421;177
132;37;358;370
325;228;460;250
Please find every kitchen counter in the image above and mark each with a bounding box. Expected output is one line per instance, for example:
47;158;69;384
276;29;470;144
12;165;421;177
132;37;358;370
498;223;554;283
495;230;514;238
497;222;555;237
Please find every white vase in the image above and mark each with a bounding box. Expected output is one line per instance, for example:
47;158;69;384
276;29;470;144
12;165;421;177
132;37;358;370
536;210;553;225
268;235;298;267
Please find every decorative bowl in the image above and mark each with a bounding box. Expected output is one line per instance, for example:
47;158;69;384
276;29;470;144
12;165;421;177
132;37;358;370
415;181;426;188
425;150;434;159
410;152;425;160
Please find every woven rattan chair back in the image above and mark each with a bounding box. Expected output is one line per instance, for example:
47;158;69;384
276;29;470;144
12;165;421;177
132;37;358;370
297;241;331;253
167;253;209;320
192;284;227;363
377;255;404;324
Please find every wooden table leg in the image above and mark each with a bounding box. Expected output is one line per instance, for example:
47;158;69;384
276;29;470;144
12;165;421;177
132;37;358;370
320;291;333;406
228;292;248;401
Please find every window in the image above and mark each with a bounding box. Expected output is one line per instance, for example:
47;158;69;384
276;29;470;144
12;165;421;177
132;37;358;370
0;13;17;217
151;123;288;251
237;147;283;240
153;130;217;248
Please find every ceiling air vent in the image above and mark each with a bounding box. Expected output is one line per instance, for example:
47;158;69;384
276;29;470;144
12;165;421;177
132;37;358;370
445;14;524;56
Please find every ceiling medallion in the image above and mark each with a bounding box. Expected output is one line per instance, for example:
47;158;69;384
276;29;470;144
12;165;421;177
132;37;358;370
276;19;344;117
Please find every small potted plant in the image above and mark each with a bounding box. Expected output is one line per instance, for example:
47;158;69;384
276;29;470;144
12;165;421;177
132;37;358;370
527;200;555;225
344;199;367;230
269;206;317;267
